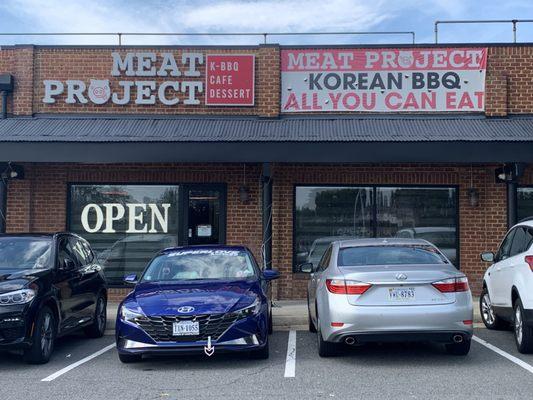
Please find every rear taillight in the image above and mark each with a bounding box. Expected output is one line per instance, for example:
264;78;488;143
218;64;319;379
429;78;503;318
326;279;372;295
525;256;533;272
432;277;469;293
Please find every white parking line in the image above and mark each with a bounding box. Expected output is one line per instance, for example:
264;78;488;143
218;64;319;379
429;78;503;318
473;336;533;374
284;330;296;378
41;343;116;382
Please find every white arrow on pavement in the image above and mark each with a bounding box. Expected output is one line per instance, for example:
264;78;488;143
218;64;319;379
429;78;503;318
204;336;214;357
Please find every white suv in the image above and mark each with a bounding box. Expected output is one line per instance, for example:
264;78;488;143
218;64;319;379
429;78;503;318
480;219;533;353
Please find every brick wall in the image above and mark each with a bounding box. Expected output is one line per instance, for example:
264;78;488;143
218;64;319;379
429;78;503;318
271;163;532;299
5;162;532;300
3;44;533;116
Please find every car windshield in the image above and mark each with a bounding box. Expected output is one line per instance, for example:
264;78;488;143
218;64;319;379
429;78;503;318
0;237;52;270
141;249;257;282
338;245;448;266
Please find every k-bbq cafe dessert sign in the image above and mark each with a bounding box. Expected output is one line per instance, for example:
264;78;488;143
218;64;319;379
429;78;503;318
42;52;255;107
281;48;487;112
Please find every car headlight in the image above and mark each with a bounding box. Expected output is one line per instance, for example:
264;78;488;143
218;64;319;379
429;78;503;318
120;305;145;323
235;297;262;318
0;289;36;305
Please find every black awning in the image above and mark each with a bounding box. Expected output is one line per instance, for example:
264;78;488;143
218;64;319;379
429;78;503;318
1;115;533;163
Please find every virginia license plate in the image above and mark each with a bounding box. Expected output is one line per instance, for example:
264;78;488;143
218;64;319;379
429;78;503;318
172;321;200;336
388;287;416;301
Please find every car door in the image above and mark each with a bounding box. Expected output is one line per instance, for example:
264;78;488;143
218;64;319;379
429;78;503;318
54;236;86;331
501;227;529;308
69;236;102;322
309;245;332;323
491;228;516;306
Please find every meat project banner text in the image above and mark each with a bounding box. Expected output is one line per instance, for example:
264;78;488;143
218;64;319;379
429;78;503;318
281;48;487;112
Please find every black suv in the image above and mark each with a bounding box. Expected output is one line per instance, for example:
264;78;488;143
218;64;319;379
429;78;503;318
0;233;107;364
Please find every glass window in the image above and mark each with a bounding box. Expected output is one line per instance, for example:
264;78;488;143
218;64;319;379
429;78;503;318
69;185;180;286
497;228;516;261
377;187;457;265
518;187;533;221
509;227;528;257
294;187;373;270
0;237;52;270
142;249;257;282
338;245;447;267
294;186;458;271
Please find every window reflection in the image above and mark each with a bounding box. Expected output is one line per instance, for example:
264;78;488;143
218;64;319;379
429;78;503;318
518;187;533;221
294;186;458;270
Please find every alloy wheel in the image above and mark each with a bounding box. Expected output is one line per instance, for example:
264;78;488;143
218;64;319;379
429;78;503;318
481;294;495;325
515;306;523;345
40;313;53;358
96;299;106;332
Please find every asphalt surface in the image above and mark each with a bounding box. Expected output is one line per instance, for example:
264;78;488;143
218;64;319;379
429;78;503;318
1;327;533;400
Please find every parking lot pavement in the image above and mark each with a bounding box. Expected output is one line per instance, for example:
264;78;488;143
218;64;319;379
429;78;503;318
2;328;533;400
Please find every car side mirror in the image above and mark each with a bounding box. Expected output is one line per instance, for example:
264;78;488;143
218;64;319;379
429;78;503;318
124;274;138;285
60;258;76;271
262;269;280;281
480;252;495;263
297;262;314;273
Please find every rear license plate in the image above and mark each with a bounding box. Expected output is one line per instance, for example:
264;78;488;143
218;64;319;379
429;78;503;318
388;287;416;301
172;321;200;336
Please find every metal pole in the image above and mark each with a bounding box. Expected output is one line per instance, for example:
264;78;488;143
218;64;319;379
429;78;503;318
118;33;122;46
507;180;518;228
435;21;439;44
262;163;273;270
512;20;517;43
0;172;7;234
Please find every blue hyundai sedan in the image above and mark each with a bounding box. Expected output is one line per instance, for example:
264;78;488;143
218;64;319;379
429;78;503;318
115;245;279;363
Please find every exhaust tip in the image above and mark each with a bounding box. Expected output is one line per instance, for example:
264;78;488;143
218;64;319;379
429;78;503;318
344;336;356;345
452;334;464;343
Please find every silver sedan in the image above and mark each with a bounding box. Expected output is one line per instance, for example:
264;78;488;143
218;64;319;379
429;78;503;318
300;238;473;357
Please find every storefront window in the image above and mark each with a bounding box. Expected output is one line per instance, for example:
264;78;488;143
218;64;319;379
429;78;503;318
518;187;533;221
294;186;458;270
377;187;458;265
69;185;180;286
294;187;373;268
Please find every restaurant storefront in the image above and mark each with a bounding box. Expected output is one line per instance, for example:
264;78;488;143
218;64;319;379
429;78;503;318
1;43;533;300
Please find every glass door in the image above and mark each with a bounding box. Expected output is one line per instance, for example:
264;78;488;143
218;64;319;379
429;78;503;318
184;185;226;246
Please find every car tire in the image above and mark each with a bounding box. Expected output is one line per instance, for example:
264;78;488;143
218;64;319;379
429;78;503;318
480;287;507;330
514;298;533;354
268;309;273;335
317;317;338;357
308;302;317;333
118;352;142;363
250;338;270;359
445;338;471;356
84;294;107;338
23;306;56;364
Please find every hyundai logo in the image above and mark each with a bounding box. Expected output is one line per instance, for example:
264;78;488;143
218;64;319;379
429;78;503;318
177;306;195;313
396;273;408;281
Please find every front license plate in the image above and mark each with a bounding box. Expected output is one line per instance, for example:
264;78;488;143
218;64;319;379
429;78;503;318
388;287;416;301
172;321;200;336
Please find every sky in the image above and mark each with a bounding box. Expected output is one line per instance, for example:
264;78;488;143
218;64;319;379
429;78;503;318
0;0;533;46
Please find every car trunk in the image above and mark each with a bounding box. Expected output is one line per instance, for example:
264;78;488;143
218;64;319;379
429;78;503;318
339;264;460;306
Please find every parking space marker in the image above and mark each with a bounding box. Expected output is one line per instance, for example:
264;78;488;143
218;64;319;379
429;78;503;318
41;343;116;382
472;336;533;374
284;330;296;378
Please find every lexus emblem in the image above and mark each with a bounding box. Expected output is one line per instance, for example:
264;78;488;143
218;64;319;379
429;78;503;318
177;306;195;313
396;273;408;281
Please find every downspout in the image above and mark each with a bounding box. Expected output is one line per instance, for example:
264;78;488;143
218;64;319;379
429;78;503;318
262;163;273;270
1;90;7;119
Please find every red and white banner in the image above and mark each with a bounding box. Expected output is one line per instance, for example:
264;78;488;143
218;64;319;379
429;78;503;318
281;48;487;113
206;54;255;106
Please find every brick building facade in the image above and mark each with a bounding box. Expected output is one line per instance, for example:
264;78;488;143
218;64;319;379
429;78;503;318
1;43;533;301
